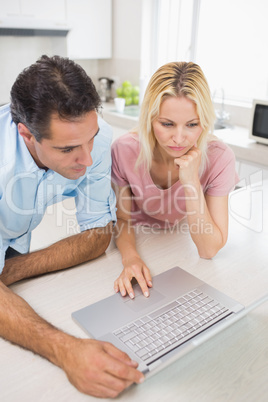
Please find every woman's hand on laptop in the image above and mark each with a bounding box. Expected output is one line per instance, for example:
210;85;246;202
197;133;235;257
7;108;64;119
114;256;152;298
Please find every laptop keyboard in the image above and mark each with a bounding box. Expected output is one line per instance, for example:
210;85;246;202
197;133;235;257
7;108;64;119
113;288;231;363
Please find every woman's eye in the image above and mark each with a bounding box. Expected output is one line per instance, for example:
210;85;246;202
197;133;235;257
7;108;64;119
161;122;173;127
188;122;199;128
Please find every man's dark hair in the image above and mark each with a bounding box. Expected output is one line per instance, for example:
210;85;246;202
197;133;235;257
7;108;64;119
10;55;101;142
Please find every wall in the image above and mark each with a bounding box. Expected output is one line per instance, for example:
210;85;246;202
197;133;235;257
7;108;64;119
0;36;68;105
97;0;143;96
0;36;104;105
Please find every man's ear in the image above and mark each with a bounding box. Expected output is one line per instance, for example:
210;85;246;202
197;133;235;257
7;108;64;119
17;123;35;144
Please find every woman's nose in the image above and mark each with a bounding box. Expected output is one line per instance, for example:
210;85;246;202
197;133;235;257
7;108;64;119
172;127;185;144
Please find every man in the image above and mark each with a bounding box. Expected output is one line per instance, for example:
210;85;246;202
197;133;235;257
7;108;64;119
0;55;144;398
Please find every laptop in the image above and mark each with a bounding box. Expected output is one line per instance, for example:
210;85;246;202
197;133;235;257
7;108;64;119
72;266;245;378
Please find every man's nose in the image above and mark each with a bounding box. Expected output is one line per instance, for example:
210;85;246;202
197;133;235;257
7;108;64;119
77;146;93;167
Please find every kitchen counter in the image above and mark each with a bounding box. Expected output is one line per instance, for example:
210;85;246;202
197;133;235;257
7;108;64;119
102;102;140;130
101;102;268;168
215;126;268;168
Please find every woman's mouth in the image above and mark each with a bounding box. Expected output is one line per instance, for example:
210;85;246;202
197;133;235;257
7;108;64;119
168;146;186;151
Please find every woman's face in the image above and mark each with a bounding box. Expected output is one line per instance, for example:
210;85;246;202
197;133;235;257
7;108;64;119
152;96;203;159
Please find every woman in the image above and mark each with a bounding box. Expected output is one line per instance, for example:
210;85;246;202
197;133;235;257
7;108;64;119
111;61;239;299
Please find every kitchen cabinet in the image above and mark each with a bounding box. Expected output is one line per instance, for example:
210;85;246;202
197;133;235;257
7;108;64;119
0;0;112;59
237;160;268;186
66;0;112;59
0;0;67;27
0;0;21;17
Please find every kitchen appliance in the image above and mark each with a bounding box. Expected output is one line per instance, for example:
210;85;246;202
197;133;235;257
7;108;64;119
98;77;114;102
249;99;268;145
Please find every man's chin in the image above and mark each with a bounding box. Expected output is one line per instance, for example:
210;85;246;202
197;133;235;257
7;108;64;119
60;168;87;180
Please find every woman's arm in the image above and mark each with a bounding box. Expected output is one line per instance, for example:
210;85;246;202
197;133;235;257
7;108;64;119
175;146;228;258
113;184;152;298
184;183;228;258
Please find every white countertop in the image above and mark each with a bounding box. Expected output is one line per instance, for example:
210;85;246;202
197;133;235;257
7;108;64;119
101;102;140;129
215;126;268;167
101;102;268;168
1;182;268;401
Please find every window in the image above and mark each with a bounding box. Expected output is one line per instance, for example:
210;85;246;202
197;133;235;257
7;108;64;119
196;0;268;103
143;0;268;105
153;0;193;68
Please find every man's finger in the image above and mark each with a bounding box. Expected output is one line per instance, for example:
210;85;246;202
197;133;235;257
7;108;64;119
103;344;144;384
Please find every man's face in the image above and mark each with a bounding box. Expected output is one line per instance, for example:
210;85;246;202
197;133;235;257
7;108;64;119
22;111;99;180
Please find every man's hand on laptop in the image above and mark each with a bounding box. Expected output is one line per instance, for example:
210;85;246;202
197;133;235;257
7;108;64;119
114;256;153;299
61;337;144;398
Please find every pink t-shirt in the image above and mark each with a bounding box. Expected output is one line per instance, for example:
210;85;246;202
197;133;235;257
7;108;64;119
111;132;239;228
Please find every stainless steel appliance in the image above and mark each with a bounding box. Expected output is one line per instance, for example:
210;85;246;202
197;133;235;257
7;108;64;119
98;77;114;102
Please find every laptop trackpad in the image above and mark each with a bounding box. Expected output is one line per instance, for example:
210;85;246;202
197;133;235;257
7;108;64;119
123;287;165;312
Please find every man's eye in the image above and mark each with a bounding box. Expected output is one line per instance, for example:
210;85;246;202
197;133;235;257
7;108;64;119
62;148;73;153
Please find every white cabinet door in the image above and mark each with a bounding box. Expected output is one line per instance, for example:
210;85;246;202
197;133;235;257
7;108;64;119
0;0;20;17
237;160;268;186
66;0;112;59
0;0;67;28
20;0;66;22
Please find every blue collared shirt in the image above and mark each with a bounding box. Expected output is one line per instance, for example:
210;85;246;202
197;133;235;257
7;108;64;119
0;104;116;273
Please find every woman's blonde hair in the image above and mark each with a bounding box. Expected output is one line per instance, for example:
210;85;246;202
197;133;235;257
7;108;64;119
136;61;216;174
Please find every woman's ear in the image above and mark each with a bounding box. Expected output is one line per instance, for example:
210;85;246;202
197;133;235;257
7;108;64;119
17;123;35;144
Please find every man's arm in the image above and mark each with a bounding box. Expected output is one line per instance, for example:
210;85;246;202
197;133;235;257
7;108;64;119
1;222;112;286
0;221;144;397
0;280;144;398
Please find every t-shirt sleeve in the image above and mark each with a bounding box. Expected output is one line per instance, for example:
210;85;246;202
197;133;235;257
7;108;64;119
205;143;239;196
111;139;130;187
